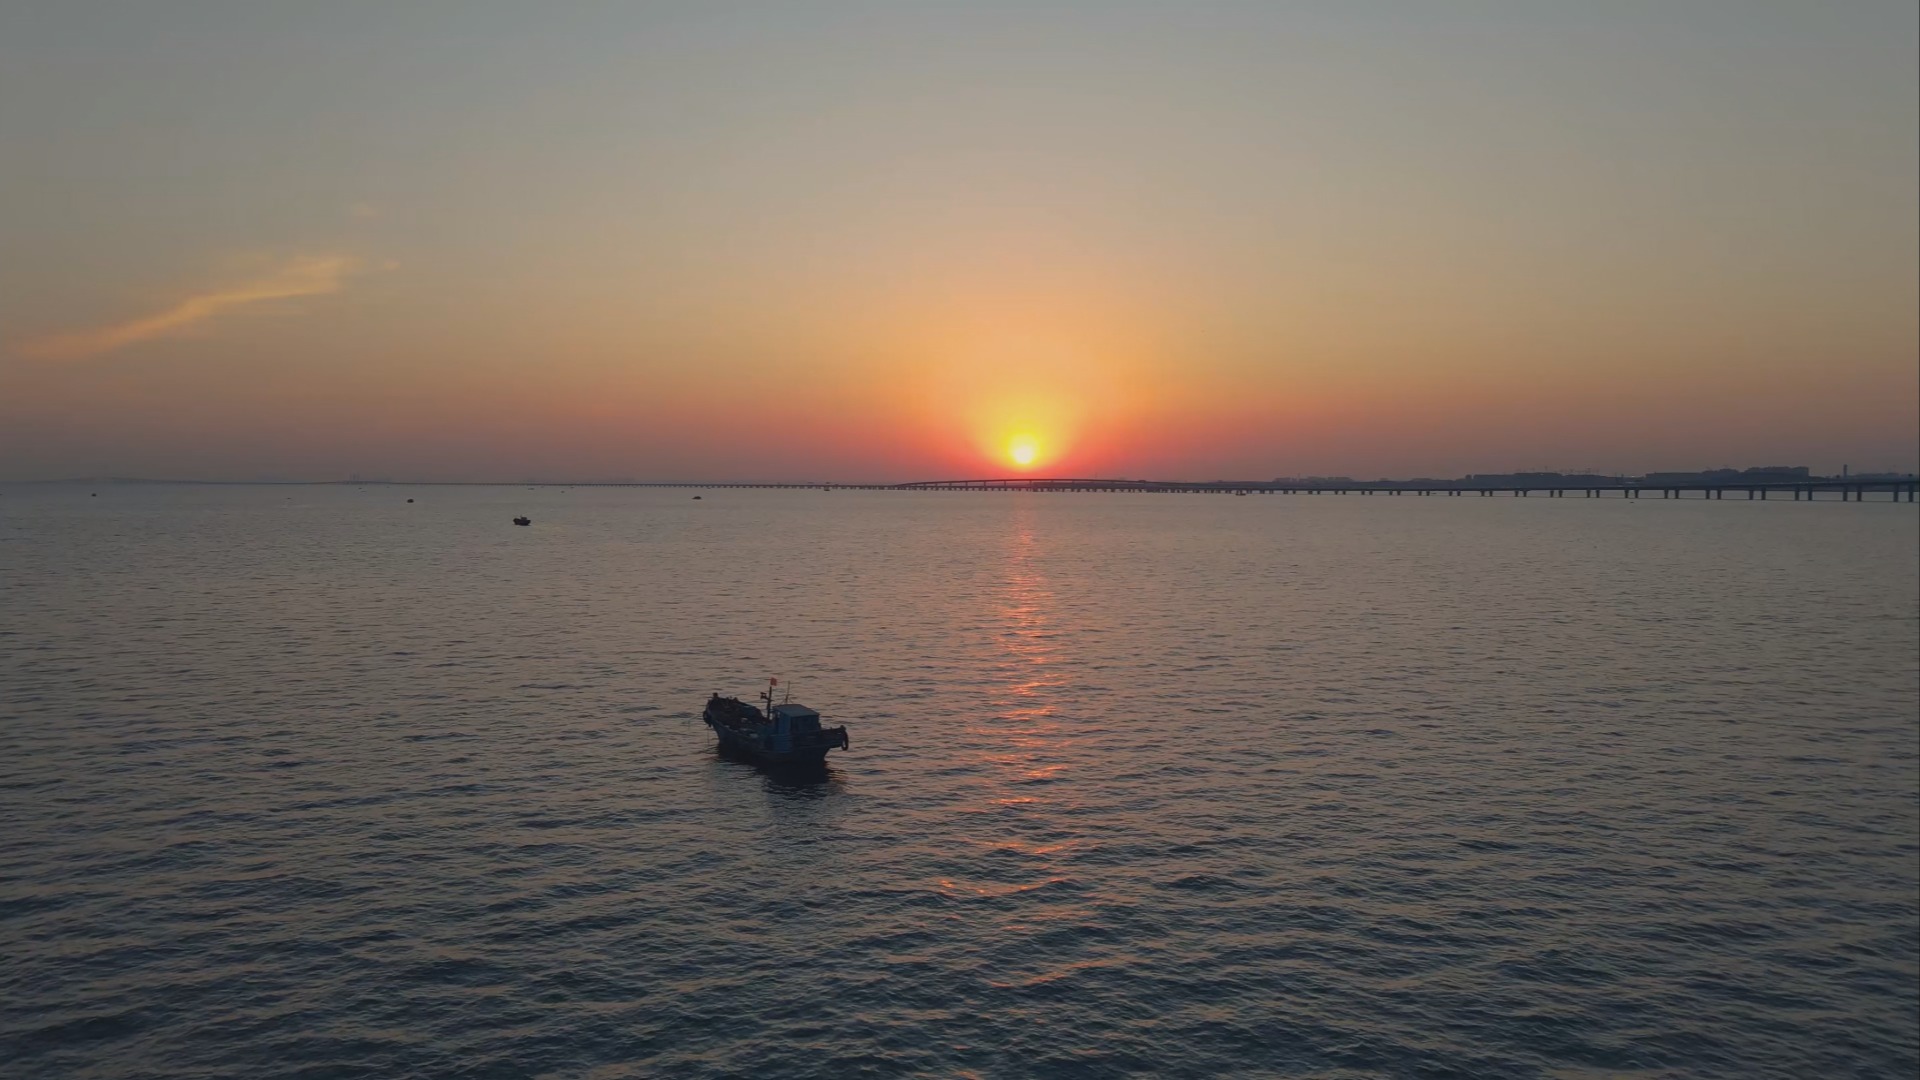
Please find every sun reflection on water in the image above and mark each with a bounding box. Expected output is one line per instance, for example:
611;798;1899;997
938;508;1091;927
996;516;1067;719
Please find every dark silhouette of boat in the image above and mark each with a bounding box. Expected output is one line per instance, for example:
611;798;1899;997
704;681;849;767
512;516;531;526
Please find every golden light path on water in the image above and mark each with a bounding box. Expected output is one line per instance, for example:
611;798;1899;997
937;504;1103;1000
941;507;1075;884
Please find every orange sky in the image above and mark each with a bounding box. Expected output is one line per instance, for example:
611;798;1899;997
1;4;1914;481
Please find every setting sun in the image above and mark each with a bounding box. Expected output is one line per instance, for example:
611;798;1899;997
1008;435;1039;469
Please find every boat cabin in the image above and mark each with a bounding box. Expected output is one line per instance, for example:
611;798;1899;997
770;703;823;737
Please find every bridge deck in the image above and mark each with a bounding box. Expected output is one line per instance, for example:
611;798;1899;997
602;478;1918;501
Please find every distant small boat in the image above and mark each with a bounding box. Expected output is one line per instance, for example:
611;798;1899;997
512;516;531;526
692;495;702;500
704;682;849;767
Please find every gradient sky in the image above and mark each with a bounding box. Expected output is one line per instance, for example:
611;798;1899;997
2;1;1914;481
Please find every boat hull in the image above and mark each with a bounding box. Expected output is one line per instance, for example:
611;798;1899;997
711;728;835;767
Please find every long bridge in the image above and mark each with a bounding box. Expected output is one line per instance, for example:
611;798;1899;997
622;477;1918;501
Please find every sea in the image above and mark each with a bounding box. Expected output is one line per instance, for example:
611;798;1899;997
2;483;1916;1079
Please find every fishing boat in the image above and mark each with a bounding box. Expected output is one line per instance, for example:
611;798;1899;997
703;680;850;767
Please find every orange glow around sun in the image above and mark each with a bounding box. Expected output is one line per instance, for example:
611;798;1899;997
916;316;1161;477
964;388;1083;475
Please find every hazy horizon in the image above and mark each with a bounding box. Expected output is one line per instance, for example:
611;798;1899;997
12;462;1914;487
3;1;1915;483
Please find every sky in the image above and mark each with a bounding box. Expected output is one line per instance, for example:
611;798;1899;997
1;1;1914;482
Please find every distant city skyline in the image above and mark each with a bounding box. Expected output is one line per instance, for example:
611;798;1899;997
2;2;1914;483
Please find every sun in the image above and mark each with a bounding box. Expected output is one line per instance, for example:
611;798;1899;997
1008;435;1040;469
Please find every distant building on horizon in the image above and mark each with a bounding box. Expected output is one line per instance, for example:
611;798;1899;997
1642;466;1811;485
1461;471;1610;488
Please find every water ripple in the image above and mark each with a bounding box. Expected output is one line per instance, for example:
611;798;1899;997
1;484;1915;1078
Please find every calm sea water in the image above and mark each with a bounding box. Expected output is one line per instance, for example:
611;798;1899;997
2;483;1916;1079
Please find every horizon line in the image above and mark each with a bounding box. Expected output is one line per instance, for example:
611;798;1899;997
10;467;1918;489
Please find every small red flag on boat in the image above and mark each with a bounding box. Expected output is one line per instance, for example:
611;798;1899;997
770;677;778;686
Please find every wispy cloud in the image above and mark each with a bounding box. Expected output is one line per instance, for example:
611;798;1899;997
17;254;359;361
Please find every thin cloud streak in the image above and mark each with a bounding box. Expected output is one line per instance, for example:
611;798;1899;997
17;255;359;361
